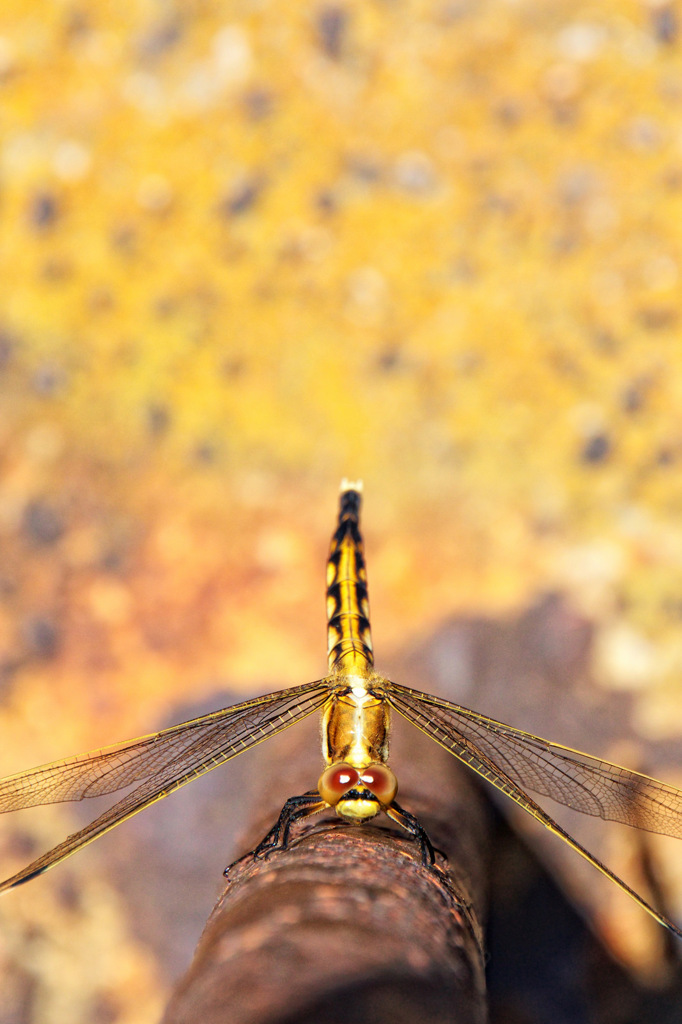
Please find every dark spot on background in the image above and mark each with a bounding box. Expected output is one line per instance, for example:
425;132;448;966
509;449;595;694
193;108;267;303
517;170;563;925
137;20;182;59
22;616;60;659
220;178;263;217
194;441;218;464
651;5;678;45
346;154;383;185
64;8;90;40
316;189;337;214
242;87;274;121
6;830;39;860
110;224;138;255
315;6;349;60
32;362;67;396
377;347;401;372
88;286;115;313
581;433;611;464
146;402;171;436
451;258;477;282
485;192;515;215
592;330;618;355
89;993;121;1024
101;548;126;572
221;357;245;377
0;330;14;370
550;233;580;256
57;874;82;913
495;99;524;127
40;258;73;283
153;295;178;319
662;595;682;620
621;380;647;414
549;101;579;127
637;306;677;330
28;191;60;230
22;500;65;546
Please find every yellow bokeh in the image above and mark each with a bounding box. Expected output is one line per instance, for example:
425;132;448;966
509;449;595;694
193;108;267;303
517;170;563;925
2;0;682;1014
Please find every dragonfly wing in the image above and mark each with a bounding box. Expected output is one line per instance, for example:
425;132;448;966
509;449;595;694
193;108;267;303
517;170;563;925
0;679;330;891
386;680;682;937
385;681;682;839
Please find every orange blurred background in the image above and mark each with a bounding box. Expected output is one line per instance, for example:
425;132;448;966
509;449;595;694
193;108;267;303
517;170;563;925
1;1;682;1020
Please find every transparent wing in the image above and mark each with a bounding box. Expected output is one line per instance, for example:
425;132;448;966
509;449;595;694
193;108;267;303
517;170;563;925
385;680;682;937
385;681;682;837
0;679;330;891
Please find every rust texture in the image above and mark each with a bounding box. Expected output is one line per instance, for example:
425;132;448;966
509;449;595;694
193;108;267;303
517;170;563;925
162;734;491;1024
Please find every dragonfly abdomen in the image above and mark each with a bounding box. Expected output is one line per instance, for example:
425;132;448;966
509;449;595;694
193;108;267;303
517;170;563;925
326;485;374;675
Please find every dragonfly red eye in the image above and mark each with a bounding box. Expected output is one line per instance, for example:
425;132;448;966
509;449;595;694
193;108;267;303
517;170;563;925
359;764;397;804
318;763;360;805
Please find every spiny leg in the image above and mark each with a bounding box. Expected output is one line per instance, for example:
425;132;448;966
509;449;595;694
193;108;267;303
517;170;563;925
255;791;328;856
262;795;440;869
385;800;437;866
224;791;328;878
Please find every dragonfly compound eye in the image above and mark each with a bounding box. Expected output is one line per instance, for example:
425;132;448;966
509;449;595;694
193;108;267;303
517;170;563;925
318;763;360;805
359;764;398;804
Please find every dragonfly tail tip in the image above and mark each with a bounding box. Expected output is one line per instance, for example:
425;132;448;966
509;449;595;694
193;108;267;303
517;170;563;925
340;478;363;494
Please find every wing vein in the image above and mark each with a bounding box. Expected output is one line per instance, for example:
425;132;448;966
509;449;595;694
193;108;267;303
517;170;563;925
0;680;330;890
385;681;682;839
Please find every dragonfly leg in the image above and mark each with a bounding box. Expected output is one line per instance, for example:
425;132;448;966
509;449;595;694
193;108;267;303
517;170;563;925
253;791;327;859
223;792;326;879
385;801;437;867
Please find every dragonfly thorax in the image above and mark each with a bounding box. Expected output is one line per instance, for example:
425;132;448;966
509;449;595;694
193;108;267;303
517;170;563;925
321;683;391;768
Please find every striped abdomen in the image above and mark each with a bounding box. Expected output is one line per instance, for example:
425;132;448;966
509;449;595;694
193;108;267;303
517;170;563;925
326;485;374;675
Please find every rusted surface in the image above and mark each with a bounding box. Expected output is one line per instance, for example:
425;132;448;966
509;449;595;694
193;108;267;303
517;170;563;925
163;830;485;1024
162;731;490;1024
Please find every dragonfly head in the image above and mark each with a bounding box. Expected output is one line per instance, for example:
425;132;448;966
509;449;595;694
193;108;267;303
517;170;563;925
318;762;398;821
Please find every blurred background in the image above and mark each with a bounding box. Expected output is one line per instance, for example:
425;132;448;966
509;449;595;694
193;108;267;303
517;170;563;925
1;0;682;1021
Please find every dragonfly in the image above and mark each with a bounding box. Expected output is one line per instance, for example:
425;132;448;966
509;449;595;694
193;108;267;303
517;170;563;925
1;483;681;939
